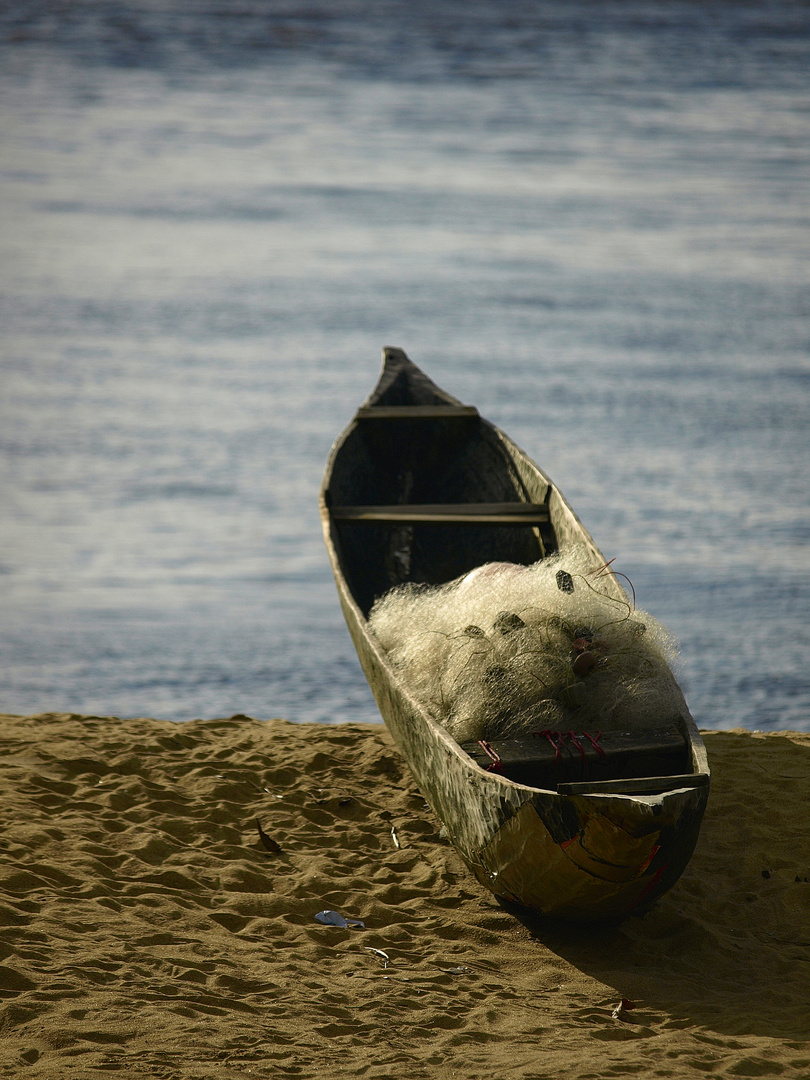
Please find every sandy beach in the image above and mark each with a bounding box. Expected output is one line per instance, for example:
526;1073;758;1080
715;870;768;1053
0;713;807;1079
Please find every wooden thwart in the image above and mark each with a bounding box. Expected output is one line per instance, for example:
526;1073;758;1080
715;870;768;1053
558;774;709;796
462;729;691;791
355;405;480;420
331;502;551;525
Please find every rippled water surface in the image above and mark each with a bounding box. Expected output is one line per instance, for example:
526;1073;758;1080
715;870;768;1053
1;1;808;728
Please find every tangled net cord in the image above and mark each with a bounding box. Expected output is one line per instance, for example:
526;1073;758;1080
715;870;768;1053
433;580;656;734
369;554;682;746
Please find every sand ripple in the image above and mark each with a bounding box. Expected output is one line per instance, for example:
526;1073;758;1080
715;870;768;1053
0;714;808;1078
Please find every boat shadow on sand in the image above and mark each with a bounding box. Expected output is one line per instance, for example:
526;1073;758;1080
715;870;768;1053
503;731;810;1043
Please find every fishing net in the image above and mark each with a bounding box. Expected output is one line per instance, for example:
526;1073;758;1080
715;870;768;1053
367;548;683;744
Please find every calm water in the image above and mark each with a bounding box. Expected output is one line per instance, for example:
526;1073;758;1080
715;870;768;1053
1;1;808;730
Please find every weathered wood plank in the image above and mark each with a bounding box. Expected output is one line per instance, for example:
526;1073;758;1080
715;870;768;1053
331;502;551;525
558;775;710;795
355;405;479;419
462;729;689;790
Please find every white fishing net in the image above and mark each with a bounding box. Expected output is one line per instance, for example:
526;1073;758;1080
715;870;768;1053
368;548;683;744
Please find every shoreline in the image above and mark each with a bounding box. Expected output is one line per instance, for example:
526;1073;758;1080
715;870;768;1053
0;713;808;1078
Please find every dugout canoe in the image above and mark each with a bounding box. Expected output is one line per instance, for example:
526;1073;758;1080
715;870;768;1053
320;347;710;921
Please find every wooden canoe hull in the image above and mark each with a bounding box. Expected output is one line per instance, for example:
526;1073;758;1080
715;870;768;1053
321;348;710;922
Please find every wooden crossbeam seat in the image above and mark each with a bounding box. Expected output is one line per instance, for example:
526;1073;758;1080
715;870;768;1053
354;405;480;420
340;404;549;526
331;503;551;525
461;729;703;794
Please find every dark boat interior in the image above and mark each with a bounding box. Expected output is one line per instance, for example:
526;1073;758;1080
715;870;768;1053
324;350;702;793
325;351;556;616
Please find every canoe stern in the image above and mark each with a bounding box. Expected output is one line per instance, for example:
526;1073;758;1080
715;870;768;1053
466;781;709;921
